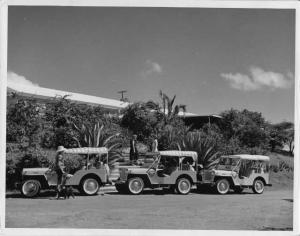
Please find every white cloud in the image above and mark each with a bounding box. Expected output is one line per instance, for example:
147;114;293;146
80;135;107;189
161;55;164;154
7;71;39;88
143;60;162;76
220;66;293;91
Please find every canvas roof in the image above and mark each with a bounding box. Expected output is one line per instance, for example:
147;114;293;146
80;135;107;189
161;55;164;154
64;147;108;154
159;150;198;161
227;154;270;161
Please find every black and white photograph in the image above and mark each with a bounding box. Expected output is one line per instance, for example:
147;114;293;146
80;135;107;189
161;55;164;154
1;1;298;234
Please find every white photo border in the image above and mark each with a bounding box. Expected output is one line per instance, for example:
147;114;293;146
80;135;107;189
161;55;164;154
0;1;299;236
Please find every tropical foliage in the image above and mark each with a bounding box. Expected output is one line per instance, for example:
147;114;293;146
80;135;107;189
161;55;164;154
179;131;219;169
219;109;270;151
268;121;294;155
121;101;164;141
159;90;186;123
7;97;43;148
6;91;295;189
72;121;124;164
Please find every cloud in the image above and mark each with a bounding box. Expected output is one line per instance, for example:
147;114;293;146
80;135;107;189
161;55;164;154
142;60;162;76
220;66;293;91
7;71;39;87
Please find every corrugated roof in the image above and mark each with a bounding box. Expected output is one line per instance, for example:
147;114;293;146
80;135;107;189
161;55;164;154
8;82;129;110
8;83;221;119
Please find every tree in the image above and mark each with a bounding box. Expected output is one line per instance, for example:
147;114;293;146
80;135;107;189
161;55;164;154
286;128;294;155
44;96;116;148
159;90;186;124
219;109;270;149
121;101;164;141
7;97;43;149
268;121;294;155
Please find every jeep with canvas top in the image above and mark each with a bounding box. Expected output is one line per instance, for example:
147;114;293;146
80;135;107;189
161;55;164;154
18;146;110;197
198;154;272;194
115;150;198;195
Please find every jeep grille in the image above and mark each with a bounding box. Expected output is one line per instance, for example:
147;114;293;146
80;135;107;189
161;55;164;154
119;169;128;181
202;170;214;181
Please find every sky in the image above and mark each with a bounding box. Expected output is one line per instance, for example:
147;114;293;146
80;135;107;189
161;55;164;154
8;6;295;123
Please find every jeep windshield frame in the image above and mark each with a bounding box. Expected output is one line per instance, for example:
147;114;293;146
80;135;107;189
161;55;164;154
63;147;109;170
147;154;197;172
147;155;161;171
216;156;241;171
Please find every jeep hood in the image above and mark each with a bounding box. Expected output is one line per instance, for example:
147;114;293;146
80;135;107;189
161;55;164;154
214;169;233;176
22;167;50;175
127;168;149;174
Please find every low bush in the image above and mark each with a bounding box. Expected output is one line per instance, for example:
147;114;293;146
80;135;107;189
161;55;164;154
6;146;50;190
270;160;293;173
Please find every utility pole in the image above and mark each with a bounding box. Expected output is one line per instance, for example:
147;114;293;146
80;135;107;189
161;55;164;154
118;90;128;102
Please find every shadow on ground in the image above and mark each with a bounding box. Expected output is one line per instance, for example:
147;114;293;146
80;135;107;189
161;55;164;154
6;186;266;198
6;189;85;199
261;226;293;231
282;198;293;202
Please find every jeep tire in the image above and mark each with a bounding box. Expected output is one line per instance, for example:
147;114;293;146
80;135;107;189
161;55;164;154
176;177;191;195
80;177;100;195
21;179;41;198
252;179;264;194
215;178;230;195
128;177;144;195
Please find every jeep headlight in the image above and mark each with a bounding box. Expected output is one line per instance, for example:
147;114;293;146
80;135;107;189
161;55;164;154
232;171;237;178
148;168;155;176
211;170;215;176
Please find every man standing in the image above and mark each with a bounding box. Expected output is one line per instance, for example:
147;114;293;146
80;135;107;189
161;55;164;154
55;146;66;198
151;135;158;152
129;134;138;163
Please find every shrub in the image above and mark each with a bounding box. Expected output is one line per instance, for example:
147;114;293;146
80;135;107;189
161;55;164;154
6;146;52;190
270;160;293;173
179;131;219;169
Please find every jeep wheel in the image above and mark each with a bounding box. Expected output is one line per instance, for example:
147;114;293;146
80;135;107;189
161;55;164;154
21;179;41;198
216;179;230;194
252;179;264;194
115;183;128;194
176;178;191;195
128;177;144;195
81;178;100;195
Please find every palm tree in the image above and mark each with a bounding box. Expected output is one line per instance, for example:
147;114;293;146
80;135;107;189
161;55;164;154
179;131;219;169
159;90;187;123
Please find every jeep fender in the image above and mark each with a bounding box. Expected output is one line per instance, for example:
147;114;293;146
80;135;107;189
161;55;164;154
22;175;49;189
176;174;194;186
127;174;151;188
213;176;235;188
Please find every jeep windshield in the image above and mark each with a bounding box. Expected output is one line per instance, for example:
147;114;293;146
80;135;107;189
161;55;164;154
216;156;240;171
